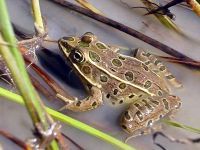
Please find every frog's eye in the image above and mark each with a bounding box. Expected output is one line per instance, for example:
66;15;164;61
70;49;85;63
81;35;92;43
81;32;95;43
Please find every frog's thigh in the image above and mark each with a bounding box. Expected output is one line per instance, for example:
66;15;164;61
59;86;103;112
132;48;182;88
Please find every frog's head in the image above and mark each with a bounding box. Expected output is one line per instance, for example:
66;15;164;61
58;32;104;87
58;32;97;57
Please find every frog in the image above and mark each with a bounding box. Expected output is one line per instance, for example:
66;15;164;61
57;32;182;136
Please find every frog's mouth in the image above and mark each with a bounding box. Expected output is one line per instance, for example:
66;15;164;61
58;40;73;57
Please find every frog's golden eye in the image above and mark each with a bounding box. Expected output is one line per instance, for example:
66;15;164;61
81;35;92;43
70;49;85;63
81;32;95;43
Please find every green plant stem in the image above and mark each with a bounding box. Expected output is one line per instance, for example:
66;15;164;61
0;0;59;149
0;87;135;150
163;120;200;134
31;0;45;33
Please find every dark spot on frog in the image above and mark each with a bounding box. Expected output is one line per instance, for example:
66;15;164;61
118;55;126;60
154;59;161;65
162;98;169;110
121;125;127;130
112;58;122;67
157;90;163;96
110;67;116;72
136;111;143;121
159;65;166;71
144;80;152;89
147;120;153;127
142;63;149;71
96;42;107;49
125;71;134;81
76;101;82;107
138;94;143;98
106;93;110;99
89;51;100;62
119;100;124;104
159;114;164;119
92;101;97;107
100;75;108;82
129;94;135;99
124;111;131;120
166;75;175;80
113;89;118;95
119;83;126;89
82;65;91;74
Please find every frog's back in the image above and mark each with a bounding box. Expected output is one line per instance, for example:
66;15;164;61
85;43;169;96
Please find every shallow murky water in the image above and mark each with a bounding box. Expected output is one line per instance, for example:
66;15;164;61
0;0;200;150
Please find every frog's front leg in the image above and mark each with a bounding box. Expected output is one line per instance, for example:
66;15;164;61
57;86;103;112
132;48;182;88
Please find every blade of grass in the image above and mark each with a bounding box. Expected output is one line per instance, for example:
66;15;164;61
163;120;200;134
31;0;45;34
0;0;59;149
75;0;103;15
0;87;135;150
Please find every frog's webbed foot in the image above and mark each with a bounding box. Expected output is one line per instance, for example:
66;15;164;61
58;86;103;112
132;48;182;88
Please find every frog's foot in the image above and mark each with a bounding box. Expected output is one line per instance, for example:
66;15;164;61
58;86;103;112
153;131;200;149
132;48;182;88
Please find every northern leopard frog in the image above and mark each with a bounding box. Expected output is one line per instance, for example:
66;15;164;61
58;32;181;135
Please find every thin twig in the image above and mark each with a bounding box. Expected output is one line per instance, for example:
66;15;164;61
24;56;74;100
0;129;31;150
158;55;200;68
61;133;85;150
50;0;195;62
29;73;56;100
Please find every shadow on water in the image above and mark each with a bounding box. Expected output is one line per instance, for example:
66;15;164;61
37;48;84;90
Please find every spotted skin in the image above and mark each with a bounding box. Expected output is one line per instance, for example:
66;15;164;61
121;94;181;134
133;48;182;88
58;32;182;136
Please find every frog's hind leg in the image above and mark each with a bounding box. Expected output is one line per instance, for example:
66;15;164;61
58;86;103;112
132;48;182;88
